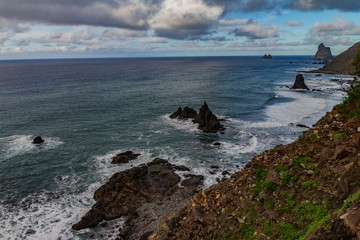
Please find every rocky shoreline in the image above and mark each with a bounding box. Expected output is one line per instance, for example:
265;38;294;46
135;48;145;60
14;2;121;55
149;84;360;239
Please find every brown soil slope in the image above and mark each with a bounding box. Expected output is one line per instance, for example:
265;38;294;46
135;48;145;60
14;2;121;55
320;42;360;75
151;87;360;239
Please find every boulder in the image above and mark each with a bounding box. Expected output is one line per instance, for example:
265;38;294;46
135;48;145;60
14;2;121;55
32;136;44;144
291;74;309;90
314;43;333;61
72;158;203;231
193;101;222;133
111;151;140;164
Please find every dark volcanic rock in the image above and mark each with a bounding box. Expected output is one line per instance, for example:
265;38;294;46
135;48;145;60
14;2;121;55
291;74;309;90
111;151;140;164
32;136;44;144
169;107;197;119
72;158;203;237
193;101;222;133
314;43;333;61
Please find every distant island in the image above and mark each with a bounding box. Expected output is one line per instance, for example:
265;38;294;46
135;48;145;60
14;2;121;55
262;54;272;59
313;43;333;62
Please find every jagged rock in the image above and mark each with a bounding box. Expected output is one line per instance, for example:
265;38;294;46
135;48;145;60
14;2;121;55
169;107;197;119
193;101;222;133
314;43;333;61
291;74;309;90
72;158;203;235
111;151;140;164
32;136;44;144
262;54;272;59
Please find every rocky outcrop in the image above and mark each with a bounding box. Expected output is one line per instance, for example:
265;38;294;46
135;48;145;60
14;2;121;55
314;43;333;62
291;74;309;90
193;101;223;133
170;102;223;133
262;54;272;59
111;150;140;164
320;42;360;75
170;106;197;119
32;136;44;144
72;158;203;239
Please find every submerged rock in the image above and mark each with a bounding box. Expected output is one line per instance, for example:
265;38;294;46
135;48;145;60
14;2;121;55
111;150;140;164
291;74;309;90
32;136;44;144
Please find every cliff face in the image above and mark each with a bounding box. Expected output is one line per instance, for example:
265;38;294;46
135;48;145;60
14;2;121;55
151;85;360;239
314;43;333;61
320;42;360;75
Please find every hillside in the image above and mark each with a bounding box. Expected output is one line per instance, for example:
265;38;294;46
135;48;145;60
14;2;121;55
151;82;360;239
320;42;360;75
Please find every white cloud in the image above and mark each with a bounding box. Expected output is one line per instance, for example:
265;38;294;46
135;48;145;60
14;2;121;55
286;20;304;26
139;37;167;44
310;15;360;36
232;19;278;39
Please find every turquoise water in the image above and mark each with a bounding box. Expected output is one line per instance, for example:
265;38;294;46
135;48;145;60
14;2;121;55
0;57;349;239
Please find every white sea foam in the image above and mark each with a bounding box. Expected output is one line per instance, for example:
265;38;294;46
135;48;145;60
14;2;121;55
161;114;200;133
0;135;63;159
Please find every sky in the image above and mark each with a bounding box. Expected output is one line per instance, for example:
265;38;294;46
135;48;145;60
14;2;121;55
0;0;360;59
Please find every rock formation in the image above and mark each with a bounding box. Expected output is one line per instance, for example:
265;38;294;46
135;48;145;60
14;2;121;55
32;136;44;144
291;74;309;90
72;158;203;239
170;102;223;133
320;42;360;75
111;151;141;164
169;106;197;119
314;43;333;62
262;54;272;59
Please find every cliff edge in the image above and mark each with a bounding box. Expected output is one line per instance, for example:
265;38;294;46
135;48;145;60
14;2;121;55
151;83;360;239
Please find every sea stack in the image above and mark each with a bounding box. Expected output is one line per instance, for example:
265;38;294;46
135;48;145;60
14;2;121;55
193;101;222;133
314;43;333;62
291;74;309;90
32;136;44;144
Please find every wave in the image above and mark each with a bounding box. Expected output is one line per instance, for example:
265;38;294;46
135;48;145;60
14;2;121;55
0;135;63;159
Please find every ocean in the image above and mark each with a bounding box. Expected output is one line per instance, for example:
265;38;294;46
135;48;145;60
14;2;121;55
0;56;351;239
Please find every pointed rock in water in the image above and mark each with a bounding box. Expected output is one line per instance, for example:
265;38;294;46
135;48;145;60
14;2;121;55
111;151;141;164
314;43;333;62
262;54;272;59
193;101;222;133
169;107;183;119
291;74;309;90
32;136;44;144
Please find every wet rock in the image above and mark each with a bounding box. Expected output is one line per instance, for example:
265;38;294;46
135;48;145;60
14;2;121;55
291;74;309;90
213;142;221;146
111;151;141;164
193;101;222;133
262;54;272;59
172;165;190;171
297;124;310;128
181;174;204;188
169;107;197;119
32;136;44;144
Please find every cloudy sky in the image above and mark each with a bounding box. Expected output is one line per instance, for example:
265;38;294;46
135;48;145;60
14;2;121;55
0;0;359;59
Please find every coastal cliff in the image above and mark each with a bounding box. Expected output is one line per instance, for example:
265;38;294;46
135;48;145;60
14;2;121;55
320;42;360;75
151;82;360;239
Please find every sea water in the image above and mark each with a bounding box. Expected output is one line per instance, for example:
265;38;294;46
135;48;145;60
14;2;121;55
0;57;351;239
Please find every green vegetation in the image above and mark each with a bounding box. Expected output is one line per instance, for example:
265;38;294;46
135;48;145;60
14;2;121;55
353;45;360;76
337;81;360;117
333;132;345;138
293;156;315;170
301;181;318;189
276;165;287;173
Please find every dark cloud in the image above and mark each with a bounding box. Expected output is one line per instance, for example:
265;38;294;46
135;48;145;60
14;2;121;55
154;28;211;40
285;0;360;11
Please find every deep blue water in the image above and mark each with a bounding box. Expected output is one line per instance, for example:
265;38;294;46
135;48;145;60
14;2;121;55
0;56;349;239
